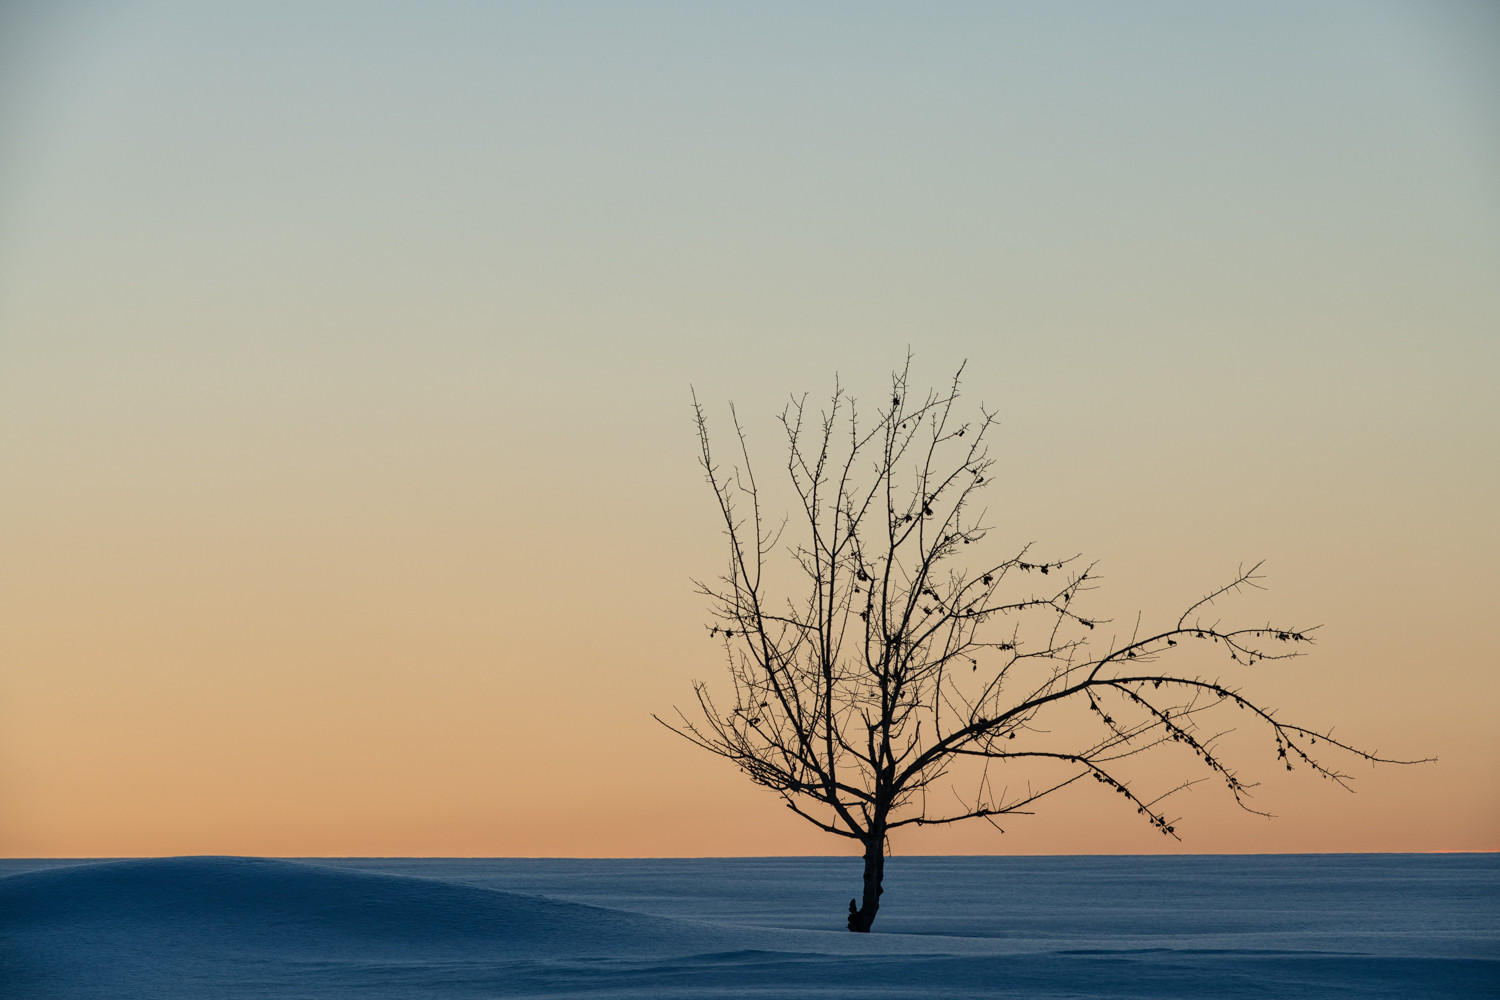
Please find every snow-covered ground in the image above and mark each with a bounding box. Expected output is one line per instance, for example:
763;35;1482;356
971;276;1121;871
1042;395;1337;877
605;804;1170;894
2;854;1495;998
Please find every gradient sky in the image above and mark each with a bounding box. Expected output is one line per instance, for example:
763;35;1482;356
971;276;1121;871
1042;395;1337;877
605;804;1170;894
3;1;1496;858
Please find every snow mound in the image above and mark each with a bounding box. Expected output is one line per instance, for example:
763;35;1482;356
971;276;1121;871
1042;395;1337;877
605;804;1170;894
2;856;779;998
0;855;712;959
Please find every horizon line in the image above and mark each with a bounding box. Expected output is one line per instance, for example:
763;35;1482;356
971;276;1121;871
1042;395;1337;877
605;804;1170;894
6;848;1494;862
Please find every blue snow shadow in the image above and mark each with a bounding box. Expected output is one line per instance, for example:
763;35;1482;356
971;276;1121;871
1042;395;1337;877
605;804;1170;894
3;855;1495;999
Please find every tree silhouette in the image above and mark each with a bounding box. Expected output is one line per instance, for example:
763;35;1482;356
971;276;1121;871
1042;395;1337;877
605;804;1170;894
658;359;1426;932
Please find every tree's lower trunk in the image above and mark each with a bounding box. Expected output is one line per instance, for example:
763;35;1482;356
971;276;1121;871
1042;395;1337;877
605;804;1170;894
846;837;884;932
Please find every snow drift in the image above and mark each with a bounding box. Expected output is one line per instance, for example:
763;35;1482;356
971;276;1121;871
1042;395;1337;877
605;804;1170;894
1;855;712;957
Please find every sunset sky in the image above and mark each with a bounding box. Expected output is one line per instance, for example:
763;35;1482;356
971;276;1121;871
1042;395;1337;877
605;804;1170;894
3;1;1496;858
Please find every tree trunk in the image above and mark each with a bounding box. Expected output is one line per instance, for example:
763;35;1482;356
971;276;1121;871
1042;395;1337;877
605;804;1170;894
846;836;884;932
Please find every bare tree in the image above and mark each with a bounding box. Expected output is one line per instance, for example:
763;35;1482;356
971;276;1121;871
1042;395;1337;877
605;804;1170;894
658;359;1426;932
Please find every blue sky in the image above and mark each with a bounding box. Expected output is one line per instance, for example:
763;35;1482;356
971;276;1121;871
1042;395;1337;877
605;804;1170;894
2;1;1496;855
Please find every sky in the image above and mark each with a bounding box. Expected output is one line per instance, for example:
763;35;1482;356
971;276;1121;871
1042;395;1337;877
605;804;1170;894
2;1;1496;858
